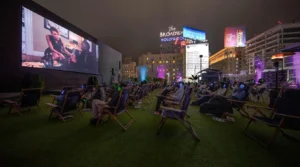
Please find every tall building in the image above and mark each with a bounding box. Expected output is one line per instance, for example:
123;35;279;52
209;47;246;79
122;61;136;81
123;57;133;64
246;23;300;75
138;53;183;82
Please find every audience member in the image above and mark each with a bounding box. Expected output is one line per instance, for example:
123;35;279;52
191;82;227;106
153;82;184;114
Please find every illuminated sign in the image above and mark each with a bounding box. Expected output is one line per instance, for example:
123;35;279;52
224;26;246;47
183;26;206;41
160;26;183;38
161;36;184;42
185;43;209;78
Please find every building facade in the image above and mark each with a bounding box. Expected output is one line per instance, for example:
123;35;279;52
246;23;300;75
123;57;133;64
138;53;184;82
122;62;136;81
98;42;122;85
209;47;246;79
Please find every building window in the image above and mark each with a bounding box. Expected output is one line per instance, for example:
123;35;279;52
152;61;155;64
173;57;175;59
173;69;175;71
173;60;175;63
159;61;162;64
146;57;149;60
166;61;168;63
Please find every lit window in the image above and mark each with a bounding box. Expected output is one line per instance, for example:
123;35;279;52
173;60;175;63
159;61;162;64
152;61;155;64
147;58;149;60
173;69;175;71
166;61;168;63
173;73;175;75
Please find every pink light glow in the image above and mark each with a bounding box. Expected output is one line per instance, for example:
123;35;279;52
293;52;300;84
157;65;166;79
255;58;264;83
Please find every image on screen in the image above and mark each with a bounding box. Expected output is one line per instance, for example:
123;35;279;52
21;7;99;74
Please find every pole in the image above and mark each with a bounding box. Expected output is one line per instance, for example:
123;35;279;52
199;55;203;82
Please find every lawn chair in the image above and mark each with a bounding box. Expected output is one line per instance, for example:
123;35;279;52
46;90;82;122
51;86;74;103
157;91;200;141
99;88;135;131
4;88;42;116
256;88;266;102
244;88;300;148
164;88;192;108
227;88;251;118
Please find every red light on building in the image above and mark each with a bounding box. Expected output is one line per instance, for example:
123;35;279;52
180;41;186;46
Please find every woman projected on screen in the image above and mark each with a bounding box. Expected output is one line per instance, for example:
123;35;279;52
45;27;75;64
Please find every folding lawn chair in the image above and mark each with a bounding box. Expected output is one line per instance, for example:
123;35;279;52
227;88;251;118
157;90;200;141
244;88;300;148
4;88;43;116
51;86;74;103
98;88;135;131
46;90;82;122
256;88;266;102
164;88;192;108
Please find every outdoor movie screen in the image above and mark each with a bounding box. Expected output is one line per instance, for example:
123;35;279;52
21;6;99;74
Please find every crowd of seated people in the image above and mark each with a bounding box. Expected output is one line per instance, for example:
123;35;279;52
191;82;227;106
199;82;249;122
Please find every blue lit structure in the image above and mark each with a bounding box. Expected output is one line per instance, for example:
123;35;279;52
139;66;147;81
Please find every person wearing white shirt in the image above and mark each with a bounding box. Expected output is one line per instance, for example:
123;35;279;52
154;83;184;114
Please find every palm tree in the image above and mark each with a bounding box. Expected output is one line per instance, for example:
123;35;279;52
188;75;199;83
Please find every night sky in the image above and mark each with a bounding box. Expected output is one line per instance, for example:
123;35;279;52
34;0;300;60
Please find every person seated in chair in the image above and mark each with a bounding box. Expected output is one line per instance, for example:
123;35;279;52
195;82;207;97
250;79;266;97
228;83;248;101
153;82;184;115
90;84;126;124
82;86;106;109
191;82;227;106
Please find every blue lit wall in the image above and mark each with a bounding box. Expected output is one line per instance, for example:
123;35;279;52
139;66;147;81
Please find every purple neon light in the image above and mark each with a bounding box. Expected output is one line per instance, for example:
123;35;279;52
293;52;300;84
157;65;166;79
255;57;264;83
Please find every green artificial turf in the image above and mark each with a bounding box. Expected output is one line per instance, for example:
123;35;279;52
0;91;299;167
